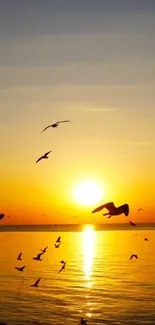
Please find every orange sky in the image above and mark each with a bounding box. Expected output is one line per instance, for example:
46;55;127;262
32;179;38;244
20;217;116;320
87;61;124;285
0;2;155;225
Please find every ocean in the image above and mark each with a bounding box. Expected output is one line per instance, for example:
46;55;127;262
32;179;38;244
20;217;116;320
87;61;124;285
0;224;155;325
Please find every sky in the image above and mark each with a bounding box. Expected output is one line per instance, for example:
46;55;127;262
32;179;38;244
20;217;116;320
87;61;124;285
0;1;155;225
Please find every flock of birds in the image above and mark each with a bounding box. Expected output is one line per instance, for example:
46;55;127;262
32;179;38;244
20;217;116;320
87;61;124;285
0;120;151;325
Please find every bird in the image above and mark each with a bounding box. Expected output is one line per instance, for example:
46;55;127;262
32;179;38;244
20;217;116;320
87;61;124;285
130;254;138;260
36;151;52;163
58;261;66;274
40;120;70;133
138;208;143;212
40;246;48;253
30;278;41;287
55;243;60;248
56;236;61;243
129;220;136;226
15;265;26;272
144;237;149;241
33;252;44;261
92;202;129;217
81;318;88;325
0;213;5;221
17;252;22;260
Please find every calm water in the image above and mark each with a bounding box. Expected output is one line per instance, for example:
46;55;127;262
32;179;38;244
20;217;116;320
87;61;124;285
0;225;155;324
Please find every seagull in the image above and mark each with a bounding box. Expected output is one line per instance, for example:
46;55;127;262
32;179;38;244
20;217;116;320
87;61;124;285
81;318;88;325
15;265;26;272
56;236;61;243
41;120;70;133
36;151;52;163
138;208;143;212
40;246;48;253
17;252;22;260
144;237;149;241
130;254;138;260
55;243;60;248
129;220;136;226
58;261;66;274
30;278;41;287
92;202;129;217
33;252;44;261
0;213;5;221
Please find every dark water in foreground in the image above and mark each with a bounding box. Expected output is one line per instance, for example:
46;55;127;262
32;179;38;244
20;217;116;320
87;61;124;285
0;224;155;324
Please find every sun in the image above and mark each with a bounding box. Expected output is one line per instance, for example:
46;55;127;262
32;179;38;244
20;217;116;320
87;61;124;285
72;179;103;206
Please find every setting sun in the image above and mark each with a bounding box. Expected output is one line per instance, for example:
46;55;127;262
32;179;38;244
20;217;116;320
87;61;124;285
72;179;103;206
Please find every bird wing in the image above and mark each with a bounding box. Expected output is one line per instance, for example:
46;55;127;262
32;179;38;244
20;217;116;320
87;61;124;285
37;252;43;258
44;150;52;157
57;120;70;124
18;252;22;259
35;278;41;286
129;220;136;226
40;125;52;134
92;202;115;213
36;156;43;163
138;208;143;212
0;213;5;220
122;204;129;216
58;265;64;274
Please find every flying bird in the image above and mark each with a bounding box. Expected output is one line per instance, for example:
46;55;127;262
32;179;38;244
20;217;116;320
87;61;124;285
36;151;52;163
40;246;48;253
92;202;129;217
129;220;136;226
41;120;70;133
30;278;41;287
15;265;26;272
81;318;88;325
144;237;149;241
55;243;60;248
17;252;22;260
130;254;138;260
33;252;44;261
138;208;143;212
0;213;5;221
56;236;61;243
58;261;66;274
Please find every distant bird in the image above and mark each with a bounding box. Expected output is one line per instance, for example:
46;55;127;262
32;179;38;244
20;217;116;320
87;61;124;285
0;213;5;221
17;252;22;260
36;151;52;163
15;265;26;272
56;236;61;243
30;278;41;287
58;261;66;274
40;246;48;253
33;252;44;261
92;202;129;217
130;254;138;260
55;243;60;248
60;260;65;264
41;120;70;133
129;220;136;226
138;208;143;212
81;318;88;325
144;237;149;241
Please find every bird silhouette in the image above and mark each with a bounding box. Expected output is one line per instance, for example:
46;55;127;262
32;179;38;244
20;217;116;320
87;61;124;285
138;208;143;212
30;278;41;287
41;120;70;133
17;252;22;260
15;265;26;271
36;151;52;163
130;254;138;260
56;236;61;243
129;220;136;226
55;243;60;248
0;213;5;221
40;246;48;253
92;202;129;217
144;237;149;241
58;261;66;274
81;318;88;325
33;252;44;261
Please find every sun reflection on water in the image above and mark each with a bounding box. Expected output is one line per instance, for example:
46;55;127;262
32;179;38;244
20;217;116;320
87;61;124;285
82;225;95;284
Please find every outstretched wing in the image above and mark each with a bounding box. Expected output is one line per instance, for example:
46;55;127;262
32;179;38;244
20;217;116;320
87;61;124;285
44;150;52;157
92;202;115;214
35;278;41;286
36;156;43;163
57;120;70;124
122;204;129;216
37;252;44;259
129;220;136;226
18;252;22;259
138;208;143;212
40;125;52;134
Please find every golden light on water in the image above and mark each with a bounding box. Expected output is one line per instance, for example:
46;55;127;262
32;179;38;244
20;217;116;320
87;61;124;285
82;225;94;284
